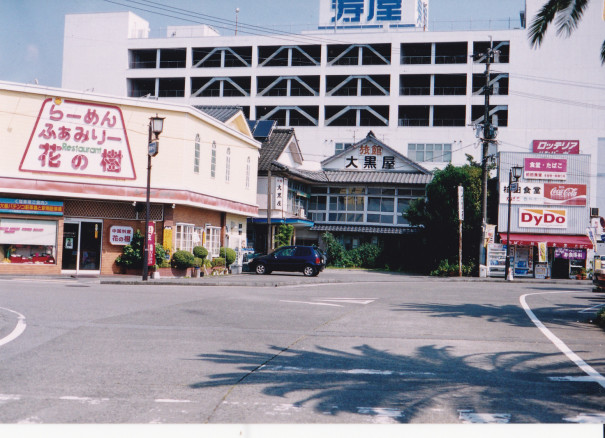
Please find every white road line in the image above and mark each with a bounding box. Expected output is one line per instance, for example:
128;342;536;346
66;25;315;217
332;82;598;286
520;291;605;389
458;410;511;424
318;298;376;305
0;307;26;347
279;300;343;307
579;304;604;314
155;399;191;403
564;413;605;423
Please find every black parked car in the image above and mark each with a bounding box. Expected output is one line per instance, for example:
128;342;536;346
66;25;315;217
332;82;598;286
250;245;326;276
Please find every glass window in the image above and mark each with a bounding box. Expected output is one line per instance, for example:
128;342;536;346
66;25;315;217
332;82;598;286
194;134;200;174
211;141;217;178
409;143;452;162
175;223;195;252
368;197;381;211
0;218;57;264
381;198;395;212
205;226;221;258
367;213;380;223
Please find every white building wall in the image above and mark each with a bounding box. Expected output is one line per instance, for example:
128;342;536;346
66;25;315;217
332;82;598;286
61;0;605;209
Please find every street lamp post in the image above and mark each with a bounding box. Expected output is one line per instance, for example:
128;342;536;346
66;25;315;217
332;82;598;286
505;165;523;281
142;115;165;281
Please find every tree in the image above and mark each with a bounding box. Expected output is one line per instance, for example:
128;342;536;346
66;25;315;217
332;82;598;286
405;160;486;272
275;224;294;247
529;0;605;64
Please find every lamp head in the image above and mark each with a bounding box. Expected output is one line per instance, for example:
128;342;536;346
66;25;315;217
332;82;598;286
512;166;523;180
150;114;165;138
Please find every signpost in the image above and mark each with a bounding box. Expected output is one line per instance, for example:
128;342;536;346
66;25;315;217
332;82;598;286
458;186;464;277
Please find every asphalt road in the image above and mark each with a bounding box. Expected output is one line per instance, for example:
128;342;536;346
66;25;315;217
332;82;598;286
0;271;603;425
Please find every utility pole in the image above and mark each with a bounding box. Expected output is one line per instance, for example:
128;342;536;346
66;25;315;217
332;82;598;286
267;167;272;253
477;40;498;269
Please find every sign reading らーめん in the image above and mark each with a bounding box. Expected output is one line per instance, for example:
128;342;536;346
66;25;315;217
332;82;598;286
19;98;136;180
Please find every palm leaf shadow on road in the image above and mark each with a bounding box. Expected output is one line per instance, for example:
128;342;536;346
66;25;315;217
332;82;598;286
191;342;605;423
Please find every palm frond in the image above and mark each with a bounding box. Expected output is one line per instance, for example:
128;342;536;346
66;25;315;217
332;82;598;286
529;0;568;47
555;0;589;37
601;40;605;65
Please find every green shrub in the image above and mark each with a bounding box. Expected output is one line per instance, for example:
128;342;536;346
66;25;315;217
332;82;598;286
219;247;236;266
350;243;382;269
430;259;475;277
321;232;382;269
275;224;294;247
211;257;226;267
193;246;208;260
193;257;204;268
171;250;195;269
116;230;165;268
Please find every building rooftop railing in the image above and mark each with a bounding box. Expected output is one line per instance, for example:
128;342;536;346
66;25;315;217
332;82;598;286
138;17;524;40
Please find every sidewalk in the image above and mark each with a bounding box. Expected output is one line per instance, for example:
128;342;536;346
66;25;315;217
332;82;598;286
0;269;597;288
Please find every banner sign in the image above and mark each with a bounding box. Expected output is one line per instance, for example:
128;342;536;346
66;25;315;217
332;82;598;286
500;183;586;206
519;208;567;229
109;226;133;245
274;177;287;209
20;98;136;180
523;157;567;180
554;248;586;260
532;140;580;155
0;198;63;216
147;222;156;266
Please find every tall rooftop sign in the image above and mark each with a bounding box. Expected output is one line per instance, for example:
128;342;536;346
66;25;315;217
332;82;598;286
318;0;429;30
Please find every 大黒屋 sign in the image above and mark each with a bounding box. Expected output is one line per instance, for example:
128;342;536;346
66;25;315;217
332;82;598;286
523;157;567;180
532;140;579;155
19;98;136;179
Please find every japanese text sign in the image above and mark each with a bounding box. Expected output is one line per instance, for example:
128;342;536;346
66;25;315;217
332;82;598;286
109;225;133;245
554;248;586;260
147;222;155;266
500;183;586;206
523;157;567;180
532;140;579;155
0;198;63;216
320;0;417;28
19;98;136;179
274;177;288;210
344;144;396;170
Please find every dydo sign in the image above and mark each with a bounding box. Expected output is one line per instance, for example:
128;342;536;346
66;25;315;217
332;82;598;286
519;208;567;229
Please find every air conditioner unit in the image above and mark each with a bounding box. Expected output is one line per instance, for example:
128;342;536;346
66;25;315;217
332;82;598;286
298;208;306;218
591;208;599;217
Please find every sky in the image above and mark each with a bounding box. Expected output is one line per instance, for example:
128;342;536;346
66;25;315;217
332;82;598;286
0;0;526;87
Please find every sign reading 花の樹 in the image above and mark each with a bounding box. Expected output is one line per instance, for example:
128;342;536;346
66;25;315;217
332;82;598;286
19;98;136;179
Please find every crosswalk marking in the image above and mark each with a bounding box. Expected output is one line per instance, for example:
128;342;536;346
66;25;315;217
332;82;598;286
458;410;511;424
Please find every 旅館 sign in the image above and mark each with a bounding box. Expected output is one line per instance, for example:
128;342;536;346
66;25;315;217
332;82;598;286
19;98;136;180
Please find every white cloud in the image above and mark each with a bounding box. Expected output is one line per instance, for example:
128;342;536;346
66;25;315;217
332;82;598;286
25;44;39;62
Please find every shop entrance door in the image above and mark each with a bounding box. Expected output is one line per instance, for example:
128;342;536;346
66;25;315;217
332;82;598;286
61;220;102;275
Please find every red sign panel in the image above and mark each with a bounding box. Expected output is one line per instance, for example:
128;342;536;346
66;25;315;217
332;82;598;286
544;183;587;206
524;157;567;180
147;222;156;266
532;140;579;154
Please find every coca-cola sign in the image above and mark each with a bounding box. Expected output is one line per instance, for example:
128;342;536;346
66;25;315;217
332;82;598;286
499;182;586;206
533;140;579;154
544;183;586;206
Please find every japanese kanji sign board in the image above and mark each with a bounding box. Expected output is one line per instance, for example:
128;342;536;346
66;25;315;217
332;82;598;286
523;157;567;180
500;183;587;206
19;98;136;180
343;144;397;170
274;177;288;210
0;198;63;216
319;0;421;28
532;140;579;155
109;225;133;245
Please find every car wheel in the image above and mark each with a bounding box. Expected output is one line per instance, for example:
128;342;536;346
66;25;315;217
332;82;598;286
303;265;317;277
255;263;267;275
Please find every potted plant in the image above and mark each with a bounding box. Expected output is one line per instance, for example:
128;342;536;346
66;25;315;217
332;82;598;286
576;267;587;280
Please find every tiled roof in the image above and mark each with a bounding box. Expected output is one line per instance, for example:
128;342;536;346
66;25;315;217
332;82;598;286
193;105;243;123
310;224;417;234
272;165;432;185
258;129;296;171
